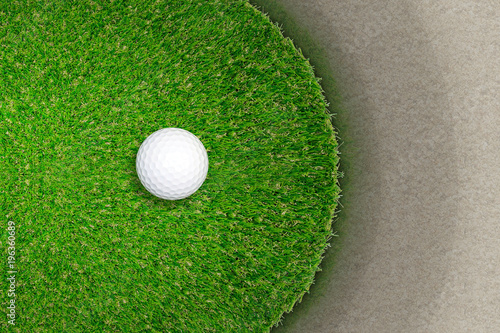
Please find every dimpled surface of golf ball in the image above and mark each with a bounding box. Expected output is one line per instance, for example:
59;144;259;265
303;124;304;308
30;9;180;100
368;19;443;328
136;128;209;200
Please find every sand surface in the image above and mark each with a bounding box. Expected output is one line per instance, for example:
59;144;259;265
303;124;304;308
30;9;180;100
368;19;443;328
255;1;500;332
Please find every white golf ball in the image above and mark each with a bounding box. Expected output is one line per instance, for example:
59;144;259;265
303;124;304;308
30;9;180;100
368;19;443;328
136;128;209;200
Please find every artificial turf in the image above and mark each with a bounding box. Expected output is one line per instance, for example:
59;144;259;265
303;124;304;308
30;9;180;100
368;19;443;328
0;0;341;332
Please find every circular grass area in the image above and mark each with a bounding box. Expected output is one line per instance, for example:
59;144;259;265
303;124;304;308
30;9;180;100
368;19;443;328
0;0;341;331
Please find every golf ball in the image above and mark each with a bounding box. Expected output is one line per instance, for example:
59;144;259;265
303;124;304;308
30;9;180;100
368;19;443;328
136;128;209;200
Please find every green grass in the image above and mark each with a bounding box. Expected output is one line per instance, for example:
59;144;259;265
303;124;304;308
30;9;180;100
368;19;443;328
0;0;341;332
248;1;352;331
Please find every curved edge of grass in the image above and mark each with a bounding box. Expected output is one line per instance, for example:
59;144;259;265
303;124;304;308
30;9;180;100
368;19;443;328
247;1;351;331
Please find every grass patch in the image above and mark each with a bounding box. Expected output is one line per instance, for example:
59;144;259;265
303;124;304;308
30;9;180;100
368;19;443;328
248;1;352;331
0;0;341;331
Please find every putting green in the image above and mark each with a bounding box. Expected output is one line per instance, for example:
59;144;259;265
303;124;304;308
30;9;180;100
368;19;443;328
0;0;341;331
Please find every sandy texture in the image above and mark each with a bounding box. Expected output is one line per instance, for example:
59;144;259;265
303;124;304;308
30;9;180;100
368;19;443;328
259;1;500;332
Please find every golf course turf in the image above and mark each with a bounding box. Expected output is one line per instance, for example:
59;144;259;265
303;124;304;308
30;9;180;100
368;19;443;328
1;0;341;331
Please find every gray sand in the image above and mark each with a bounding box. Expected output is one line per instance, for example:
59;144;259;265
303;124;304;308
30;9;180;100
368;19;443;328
253;1;500;332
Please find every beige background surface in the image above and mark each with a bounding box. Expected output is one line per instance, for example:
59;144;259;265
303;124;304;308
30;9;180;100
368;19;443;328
251;1;500;332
